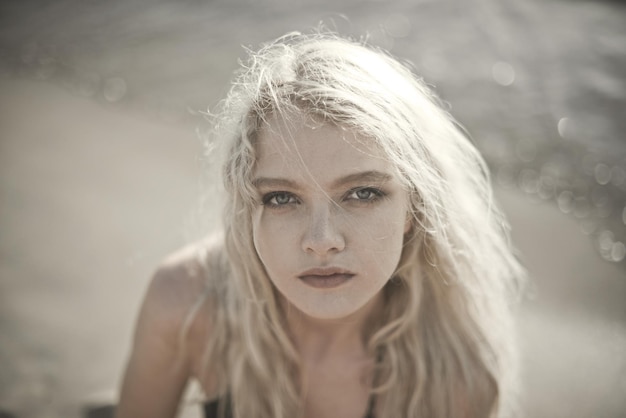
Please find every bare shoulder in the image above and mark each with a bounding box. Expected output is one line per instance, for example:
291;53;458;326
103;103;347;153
116;234;227;417
143;233;226;340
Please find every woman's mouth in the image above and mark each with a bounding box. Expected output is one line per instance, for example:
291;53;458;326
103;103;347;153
298;267;355;289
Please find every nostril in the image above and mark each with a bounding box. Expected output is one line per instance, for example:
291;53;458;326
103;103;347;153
302;213;345;255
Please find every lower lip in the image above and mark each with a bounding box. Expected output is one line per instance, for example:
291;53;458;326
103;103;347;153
299;274;354;289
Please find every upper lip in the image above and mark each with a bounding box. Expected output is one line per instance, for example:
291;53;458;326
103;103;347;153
298;267;355;278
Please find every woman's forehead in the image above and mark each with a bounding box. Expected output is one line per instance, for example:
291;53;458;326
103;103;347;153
253;114;398;187
256;114;383;161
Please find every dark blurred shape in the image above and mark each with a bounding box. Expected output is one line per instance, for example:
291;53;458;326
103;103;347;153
0;410;16;418
83;404;115;418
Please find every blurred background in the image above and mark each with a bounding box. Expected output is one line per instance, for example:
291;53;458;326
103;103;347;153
0;0;625;417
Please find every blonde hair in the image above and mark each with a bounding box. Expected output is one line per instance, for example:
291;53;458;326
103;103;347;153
197;31;525;418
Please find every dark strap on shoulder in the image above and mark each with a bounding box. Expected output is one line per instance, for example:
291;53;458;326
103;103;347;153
364;392;377;418
205;392;376;418
204;395;233;418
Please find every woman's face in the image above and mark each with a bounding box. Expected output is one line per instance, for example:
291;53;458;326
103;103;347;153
251;114;411;320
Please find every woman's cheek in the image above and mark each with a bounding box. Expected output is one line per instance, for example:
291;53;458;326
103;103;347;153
254;211;297;255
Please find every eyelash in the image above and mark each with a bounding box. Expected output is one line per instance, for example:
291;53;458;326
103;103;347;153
260;187;386;208
261;192;299;208
345;187;385;202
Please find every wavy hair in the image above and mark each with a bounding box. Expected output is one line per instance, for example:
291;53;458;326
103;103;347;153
196;31;525;418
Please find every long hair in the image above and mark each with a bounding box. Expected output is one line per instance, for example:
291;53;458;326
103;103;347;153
197;31;525;418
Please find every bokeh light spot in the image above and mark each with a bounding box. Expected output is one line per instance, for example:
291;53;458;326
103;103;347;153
103;77;127;102
518;168;539;194
594;163;612;185
598;230;614;251
538;175;556;200
611;242;626;262
492;61;515;86
557;190;574;214
557;117;571;139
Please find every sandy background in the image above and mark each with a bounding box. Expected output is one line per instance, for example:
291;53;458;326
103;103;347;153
1;0;625;417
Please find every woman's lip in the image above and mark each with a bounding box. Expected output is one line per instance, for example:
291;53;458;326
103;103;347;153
298;267;355;277
298;267;355;289
298;273;355;289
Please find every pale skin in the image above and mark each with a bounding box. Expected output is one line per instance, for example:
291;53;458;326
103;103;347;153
116;115;411;418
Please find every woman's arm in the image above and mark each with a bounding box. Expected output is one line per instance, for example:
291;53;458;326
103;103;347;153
116;247;210;418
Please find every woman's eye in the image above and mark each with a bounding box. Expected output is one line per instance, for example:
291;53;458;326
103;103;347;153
346;187;384;202
262;192;297;207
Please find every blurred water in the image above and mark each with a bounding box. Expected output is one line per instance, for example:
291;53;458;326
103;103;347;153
2;0;625;262
0;0;625;417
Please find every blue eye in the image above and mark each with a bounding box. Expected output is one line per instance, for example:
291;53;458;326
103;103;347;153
346;187;384;202
262;192;298;207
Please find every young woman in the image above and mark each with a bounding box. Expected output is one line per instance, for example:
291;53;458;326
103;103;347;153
116;31;524;418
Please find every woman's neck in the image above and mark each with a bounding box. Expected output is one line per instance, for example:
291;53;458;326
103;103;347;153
283;292;383;364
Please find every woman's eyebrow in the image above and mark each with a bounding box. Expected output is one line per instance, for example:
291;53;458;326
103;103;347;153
252;177;299;189
332;170;393;187
252;171;393;190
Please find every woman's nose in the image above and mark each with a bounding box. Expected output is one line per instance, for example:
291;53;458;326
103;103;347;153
301;203;346;256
